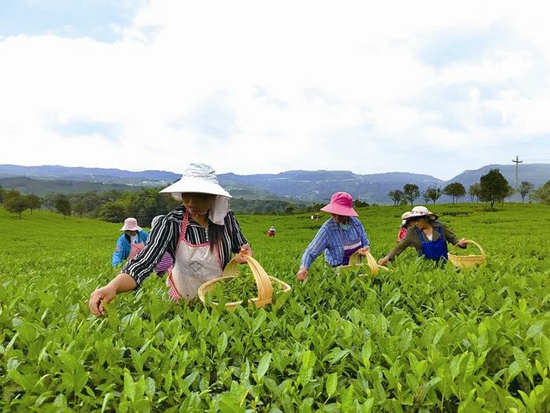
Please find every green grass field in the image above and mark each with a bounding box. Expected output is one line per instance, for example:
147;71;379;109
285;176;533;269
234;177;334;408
1;203;549;412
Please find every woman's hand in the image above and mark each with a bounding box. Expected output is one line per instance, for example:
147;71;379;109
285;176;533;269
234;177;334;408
357;246;371;256
235;244;252;264
88;273;137;317
89;285;117;316
296;268;308;281
378;256;390;266
456;238;468;248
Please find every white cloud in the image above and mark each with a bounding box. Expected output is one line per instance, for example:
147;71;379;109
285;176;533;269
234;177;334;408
1;0;550;180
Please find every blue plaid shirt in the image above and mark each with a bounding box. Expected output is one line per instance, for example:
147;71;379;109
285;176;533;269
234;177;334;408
300;217;370;269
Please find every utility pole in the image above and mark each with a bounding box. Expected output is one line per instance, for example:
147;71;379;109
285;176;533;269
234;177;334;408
512;155;523;190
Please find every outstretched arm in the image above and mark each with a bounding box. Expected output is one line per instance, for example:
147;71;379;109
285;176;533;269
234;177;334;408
89;273;137;316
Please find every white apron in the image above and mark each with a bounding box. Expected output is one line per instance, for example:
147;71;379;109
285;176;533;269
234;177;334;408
167;212;223;300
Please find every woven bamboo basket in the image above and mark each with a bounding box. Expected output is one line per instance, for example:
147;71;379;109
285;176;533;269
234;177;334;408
338;251;389;276
197;255;291;310
448;239;486;269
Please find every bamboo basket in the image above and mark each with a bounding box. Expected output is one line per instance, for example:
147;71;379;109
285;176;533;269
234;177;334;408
339;251;389;276
448;239;486;269
197;256;291;310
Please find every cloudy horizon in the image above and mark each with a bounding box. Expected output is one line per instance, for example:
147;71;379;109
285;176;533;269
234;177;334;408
2;0;550;181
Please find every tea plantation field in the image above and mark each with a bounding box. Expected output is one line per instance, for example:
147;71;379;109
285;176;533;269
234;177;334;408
1;203;549;412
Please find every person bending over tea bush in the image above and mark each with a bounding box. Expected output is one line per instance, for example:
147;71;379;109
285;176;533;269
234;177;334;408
296;192;371;281
111;217;149;267
90;163;252;316
378;205;467;266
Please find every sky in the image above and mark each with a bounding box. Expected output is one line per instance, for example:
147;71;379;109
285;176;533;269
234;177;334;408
1;0;550;181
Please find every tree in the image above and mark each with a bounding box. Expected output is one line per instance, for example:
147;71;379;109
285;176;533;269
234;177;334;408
443;182;466;204
531;180;550;205
99;201;128;223
53;195;72;217
422;186;442;204
478;169;513;211
518;181;534;203
469;183;481;203
388;190;404;206
403;184;420;206
3;189;29;218
25;194;42;214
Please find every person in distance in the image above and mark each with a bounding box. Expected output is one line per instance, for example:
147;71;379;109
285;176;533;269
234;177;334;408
396;211;414;243
296;192;371;281
111;217;149;267
378;205;467;266
90;163;252;316
266;226;276;237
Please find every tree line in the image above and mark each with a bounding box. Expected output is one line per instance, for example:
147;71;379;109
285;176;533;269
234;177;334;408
387;168;547;210
0;186;317;222
3;168;550;221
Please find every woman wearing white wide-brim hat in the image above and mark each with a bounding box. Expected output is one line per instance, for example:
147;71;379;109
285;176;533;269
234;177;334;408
89;163;252;316
378;205;467;266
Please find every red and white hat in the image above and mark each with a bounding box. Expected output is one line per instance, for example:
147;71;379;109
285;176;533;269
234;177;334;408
408;206;439;220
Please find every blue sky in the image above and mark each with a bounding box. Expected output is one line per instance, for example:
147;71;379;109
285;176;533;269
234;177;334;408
1;0;549;181
0;0;144;42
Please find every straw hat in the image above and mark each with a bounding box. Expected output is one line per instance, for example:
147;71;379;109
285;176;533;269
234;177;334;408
120;217;142;231
160;163;231;225
320;192;358;217
408;206;439;220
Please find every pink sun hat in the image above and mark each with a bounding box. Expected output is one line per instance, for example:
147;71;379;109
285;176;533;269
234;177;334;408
320;192;358;217
120;217;142;231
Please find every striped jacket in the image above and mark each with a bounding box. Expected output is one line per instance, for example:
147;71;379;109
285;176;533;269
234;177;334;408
123;206;249;286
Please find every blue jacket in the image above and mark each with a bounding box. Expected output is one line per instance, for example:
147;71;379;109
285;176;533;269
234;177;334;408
112;230;149;266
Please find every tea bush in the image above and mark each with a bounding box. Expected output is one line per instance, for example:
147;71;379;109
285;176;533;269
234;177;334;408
1;204;549;411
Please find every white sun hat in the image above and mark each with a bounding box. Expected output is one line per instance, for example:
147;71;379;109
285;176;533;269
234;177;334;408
401;211;412;225
160;163;231;225
408;206;439;220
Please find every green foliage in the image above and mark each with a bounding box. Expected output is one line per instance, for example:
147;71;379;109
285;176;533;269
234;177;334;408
388;190;404;206
468;183;481;203
531;180;550;205
443;182;466;204
423;186;442;204
1;204;550;411
403;184;420;206
518;181;535;203
3;189;29;218
478;169;513;210
53;194;72;217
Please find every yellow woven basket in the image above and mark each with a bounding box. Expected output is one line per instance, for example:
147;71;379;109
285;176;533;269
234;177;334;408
338;251;389;276
448;239;486;269
197;255;291;310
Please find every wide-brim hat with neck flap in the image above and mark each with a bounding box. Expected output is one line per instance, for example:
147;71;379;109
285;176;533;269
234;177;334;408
160;163;231;225
408;205;439;221
320;191;358;217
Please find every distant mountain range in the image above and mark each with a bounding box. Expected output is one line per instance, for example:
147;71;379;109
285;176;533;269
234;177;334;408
1;163;549;204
